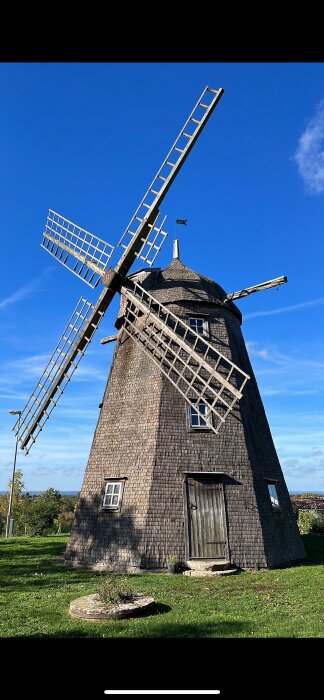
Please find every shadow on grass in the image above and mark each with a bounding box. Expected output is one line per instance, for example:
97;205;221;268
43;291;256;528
0;537;66;558
141;602;171;617
23;619;251;638
298;535;324;566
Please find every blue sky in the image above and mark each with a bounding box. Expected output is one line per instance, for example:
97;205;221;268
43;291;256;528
1;62;324;493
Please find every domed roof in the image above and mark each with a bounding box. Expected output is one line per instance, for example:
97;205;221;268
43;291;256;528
117;258;242;324
149;259;239;312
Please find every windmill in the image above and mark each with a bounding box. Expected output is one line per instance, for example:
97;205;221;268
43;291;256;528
14;86;305;572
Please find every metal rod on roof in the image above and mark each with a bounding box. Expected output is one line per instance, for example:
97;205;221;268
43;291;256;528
173;239;180;260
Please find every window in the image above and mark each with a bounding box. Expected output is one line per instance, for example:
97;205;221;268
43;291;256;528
102;481;123;510
267;482;280;510
189;401;211;429
188;316;208;337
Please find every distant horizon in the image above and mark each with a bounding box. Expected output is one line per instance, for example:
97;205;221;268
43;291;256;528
1;489;324;496
0;490;80;496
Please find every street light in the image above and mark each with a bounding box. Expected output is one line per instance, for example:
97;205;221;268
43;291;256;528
6;410;22;538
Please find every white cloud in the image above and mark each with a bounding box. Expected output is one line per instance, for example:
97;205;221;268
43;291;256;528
312;448;323;457
294;98;324;194
246;341;272;360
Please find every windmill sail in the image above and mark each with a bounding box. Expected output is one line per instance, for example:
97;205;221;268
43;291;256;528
41;210;115;289
121;280;250;434
14;294;109;453
134;213;168;267
225;275;288;301
118;87;224;254
16;85;225;451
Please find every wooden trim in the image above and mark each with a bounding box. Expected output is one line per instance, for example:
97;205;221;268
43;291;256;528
182;471;225;476
101;479;126;512
222;481;230;562
183;477;191;561
187;403;213;431
104;476;128;481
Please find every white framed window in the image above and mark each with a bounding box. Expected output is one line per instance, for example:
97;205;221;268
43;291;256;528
189;401;211;429
267;482;280;510
102;480;124;510
188;316;209;337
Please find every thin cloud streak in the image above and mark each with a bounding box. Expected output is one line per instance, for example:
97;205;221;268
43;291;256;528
246;339;324;406
244;296;324;320
0;267;54;311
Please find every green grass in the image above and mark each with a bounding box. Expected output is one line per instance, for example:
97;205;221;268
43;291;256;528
1;535;323;637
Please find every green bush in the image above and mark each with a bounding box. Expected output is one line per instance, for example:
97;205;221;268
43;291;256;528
291;500;299;520
299;493;321;499
311;513;324;535
98;576;134;606
298;510;324;535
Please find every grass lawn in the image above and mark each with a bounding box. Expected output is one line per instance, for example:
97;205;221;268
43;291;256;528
0;534;323;638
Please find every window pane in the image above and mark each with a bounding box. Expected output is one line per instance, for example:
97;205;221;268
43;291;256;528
106;484;113;494
112;495;119;505
191;412;199;426
267;483;279;507
113;484;121;494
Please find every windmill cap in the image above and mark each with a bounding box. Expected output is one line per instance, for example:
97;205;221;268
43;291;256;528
116;259;242;328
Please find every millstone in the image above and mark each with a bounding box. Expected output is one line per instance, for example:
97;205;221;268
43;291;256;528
69;594;155;620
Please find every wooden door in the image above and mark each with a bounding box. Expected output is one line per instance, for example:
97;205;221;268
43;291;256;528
186;476;228;559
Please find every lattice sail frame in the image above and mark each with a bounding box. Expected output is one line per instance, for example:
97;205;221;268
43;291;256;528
135;213;168;266
118;87;223;253
121;280;250;434
41;210;115;289
14;297;104;453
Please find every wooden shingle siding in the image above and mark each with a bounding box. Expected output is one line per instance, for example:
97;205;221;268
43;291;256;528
65;260;305;571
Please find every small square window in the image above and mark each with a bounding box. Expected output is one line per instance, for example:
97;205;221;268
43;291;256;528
189;402;211;429
102;481;123;510
267;482;280;509
188;316;209;337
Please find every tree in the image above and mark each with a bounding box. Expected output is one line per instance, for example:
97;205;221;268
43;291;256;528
54;494;79;533
8;469;25;500
0;469;26;535
55;510;75;534
24;488;62;536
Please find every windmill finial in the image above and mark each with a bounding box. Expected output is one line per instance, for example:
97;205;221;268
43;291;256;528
173;239;180;260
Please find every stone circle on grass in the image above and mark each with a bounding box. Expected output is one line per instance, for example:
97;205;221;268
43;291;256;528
69;593;155;620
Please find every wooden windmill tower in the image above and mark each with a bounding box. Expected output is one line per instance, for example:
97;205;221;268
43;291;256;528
15;87;305;571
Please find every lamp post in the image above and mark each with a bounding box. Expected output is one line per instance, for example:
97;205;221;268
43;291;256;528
5;410;22;538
